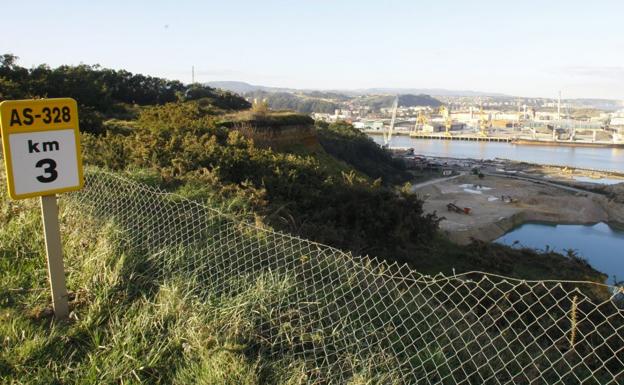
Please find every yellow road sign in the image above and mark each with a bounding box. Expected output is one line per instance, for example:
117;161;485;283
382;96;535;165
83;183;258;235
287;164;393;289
0;98;84;199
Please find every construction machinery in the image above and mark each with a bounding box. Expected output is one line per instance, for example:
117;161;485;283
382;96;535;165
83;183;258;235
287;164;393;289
447;202;471;215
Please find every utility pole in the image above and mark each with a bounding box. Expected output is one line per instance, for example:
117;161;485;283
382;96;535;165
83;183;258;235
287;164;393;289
516;99;520;131
554;91;561;141
192;66;195;84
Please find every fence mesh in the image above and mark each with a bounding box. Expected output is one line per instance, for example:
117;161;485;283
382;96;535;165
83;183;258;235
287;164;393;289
65;170;623;384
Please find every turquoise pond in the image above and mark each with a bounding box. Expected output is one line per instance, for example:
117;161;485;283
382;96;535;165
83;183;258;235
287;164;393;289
496;222;624;283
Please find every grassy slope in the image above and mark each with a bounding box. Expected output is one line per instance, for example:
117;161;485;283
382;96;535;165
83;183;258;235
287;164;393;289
1;170;617;385
0;169;394;384
0;187;293;384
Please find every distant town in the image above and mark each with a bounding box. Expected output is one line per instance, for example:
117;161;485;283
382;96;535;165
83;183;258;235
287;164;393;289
314;95;624;146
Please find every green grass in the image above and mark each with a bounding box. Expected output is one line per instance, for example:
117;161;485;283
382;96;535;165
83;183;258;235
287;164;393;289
0;182;399;384
0;194;291;384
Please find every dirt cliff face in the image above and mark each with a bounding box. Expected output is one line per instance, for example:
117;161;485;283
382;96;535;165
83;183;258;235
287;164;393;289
443;212;527;245
586;184;624;223
605;184;624;204
236;124;320;150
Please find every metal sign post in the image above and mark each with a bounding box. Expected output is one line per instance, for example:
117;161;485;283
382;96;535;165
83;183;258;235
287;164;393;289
40;194;69;319
0;98;83;320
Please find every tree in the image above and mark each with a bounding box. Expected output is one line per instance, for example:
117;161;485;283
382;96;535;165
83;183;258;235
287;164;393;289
0;77;25;99
0;54;249;115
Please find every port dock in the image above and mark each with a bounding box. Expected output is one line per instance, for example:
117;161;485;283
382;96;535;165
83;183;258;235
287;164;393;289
409;133;512;142
366;130;624;147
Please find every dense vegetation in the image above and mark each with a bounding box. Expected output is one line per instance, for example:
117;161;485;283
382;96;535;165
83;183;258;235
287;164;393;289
316;121;412;185
0;54;250;134
82;101;439;261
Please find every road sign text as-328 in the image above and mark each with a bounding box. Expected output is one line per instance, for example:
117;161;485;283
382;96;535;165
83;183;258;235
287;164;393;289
0;98;84;199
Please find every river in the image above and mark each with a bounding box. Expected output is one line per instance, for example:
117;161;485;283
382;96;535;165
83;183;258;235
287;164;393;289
496;222;624;282
370;135;624;172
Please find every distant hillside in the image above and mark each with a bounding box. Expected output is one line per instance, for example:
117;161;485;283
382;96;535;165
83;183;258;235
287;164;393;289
212;86;442;114
206;81;296;94
399;94;443;108
568;99;624;111
352;87;508;97
245;90;340;114
353;94;442;111
303;90;352;102
206;80;507;98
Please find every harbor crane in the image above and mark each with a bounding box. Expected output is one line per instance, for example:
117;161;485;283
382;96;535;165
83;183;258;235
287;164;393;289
413;110;429;133
478;103;490;137
439;105;452;137
383;96;399;147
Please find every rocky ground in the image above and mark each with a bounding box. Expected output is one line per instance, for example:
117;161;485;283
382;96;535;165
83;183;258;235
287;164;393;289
413;173;624;244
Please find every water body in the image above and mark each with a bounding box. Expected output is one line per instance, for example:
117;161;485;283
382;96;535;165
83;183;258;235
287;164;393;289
496;222;624;281
370;135;624;173
572;176;624;185
373;135;624;278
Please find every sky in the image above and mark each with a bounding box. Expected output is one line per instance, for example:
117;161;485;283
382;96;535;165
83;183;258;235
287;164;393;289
2;0;624;99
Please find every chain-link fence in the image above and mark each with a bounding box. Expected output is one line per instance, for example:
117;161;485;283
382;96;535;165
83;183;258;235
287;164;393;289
66;170;624;384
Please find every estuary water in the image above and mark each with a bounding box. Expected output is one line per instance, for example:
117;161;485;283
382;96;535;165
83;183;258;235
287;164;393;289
370;135;624;172
496;222;624;282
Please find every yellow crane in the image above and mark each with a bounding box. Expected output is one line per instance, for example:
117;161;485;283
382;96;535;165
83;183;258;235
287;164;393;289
478;104;490;137
439;105;452;137
413;110;429;132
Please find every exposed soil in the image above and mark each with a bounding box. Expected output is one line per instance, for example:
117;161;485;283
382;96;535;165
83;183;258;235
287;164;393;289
414;174;624;244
